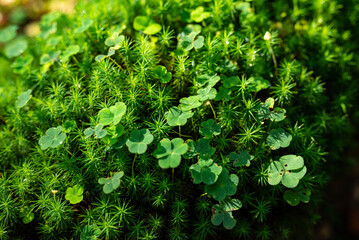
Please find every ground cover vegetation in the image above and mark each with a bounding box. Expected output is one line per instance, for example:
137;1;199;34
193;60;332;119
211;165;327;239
0;0;358;239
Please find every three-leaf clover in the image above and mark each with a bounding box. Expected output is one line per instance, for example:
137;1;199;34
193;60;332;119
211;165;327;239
179;96;202;111
205;168;239;201
283;188;311;206
165;107;194;126
39;126;67;150
197;74;220;87
98;172;124;194
179;32;204;51
98;102;127;126
154;138;188;169
189;159;223;185
190;6;210;22
229;150;253;167
126;129;154;154
211;198;242;229
105;32;125;49
133;16;162;35
196;138;215;159
84;124;107;139
153;66;172;83
267;128;292;150
65;185;84;204
199;119;221;138
80;224;101;240
197;86;217;101
74;18;93;34
222;76;240;89
267;155;307;188
4;39;28;58
15;89;32;108
59;45;80;62
0;25;18;43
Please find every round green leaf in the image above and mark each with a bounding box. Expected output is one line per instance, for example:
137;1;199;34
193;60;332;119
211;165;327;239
0;25;18;43
205;168;239;201
154;138;188;169
144;23;162;35
126;129;154;154
267;161;284;186
267;128;293;150
98;171;124;194
65;185;84;204
179;96;202;111
39;126;67;150
283;190;300;206
133;16;151;31
15;89;32;108
98;102;127;126
197;86;217;101
4;39;28;58
165;107;194;126
80;224;101;240
199;119;221;138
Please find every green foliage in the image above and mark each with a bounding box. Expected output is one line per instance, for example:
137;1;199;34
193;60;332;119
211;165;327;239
0;0;358;239
126;129;154;154
65;185;84;204
98;172;124;194
38;126;67;150
154;138;188;169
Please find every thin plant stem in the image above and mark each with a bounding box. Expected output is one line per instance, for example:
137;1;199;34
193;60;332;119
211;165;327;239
132;153;137;177
179;126;181;137
209;101;217;121
172;168;175;181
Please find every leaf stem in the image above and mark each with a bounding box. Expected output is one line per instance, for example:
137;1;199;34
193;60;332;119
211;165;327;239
209;101;217;121
132;153;137;177
172;168;175;181
178;126;181;138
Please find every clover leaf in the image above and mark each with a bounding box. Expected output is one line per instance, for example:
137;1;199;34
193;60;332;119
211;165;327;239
267;155;307;188
59;45;80;63
4;39;28;58
199;119;221;138
40;50;61;65
211;204;236;230
11;55;34;74
126;129;154;154
101;124;125;145
283;188;311;206
270;108;286;122
229;150;253;167
62;120;77;133
197;86;217;101
133;16;161;35
256;98;286;122
39;126;67;150
74;18;93;34
105;32;125;49
205;168;239;201
214;86;232;102
247;76;270;92
196;138;215;159
179;96;202;111
191;6;210;22
98;102;127;126
197;74;220;88
80;224;101;240
220;198;242;212
267;128;292;150
15;89;32;108
98;171;124;194
189;159;222;185
84;124;107;139
0;25;18;43
65;185;83;204
223;76;240;89
153;66;172;83
154;138;188;169
165;107;194;126
180;32;204;51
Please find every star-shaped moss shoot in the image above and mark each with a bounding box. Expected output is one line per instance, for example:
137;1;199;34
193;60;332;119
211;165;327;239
38;126;67;150
154;138;188;169
267;155;307;188
165;107;194;126
65;185;84;204
126;129;154;154
189;159;223;185
229;150;253;167
266;128;292;150
199;119;221;139
98;102;127;126
178;95;202;111
98;172;124;194
211;198;242;230
205;168;239;201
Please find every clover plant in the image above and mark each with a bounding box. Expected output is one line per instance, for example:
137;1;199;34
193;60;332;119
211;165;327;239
0;0;357;239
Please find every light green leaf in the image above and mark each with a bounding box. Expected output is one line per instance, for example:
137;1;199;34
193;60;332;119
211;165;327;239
0;25;18;43
179;96;202;111
267;128;292;150
39;126;66;150
144;23;162;35
98;172;124;194
15;89;32;108
126;129;154;154
205;168;238;201
165;107;194;126
197;86;217;101
154;138;188;169
80;224;101;240
59;45;80;62
65;185;84;204
74;18;93;34
98;102;127;126
4;39;27;58
189;159;223;185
